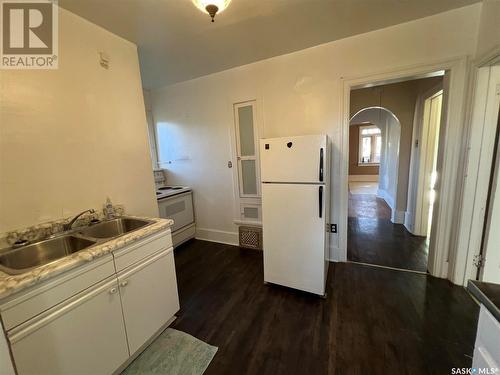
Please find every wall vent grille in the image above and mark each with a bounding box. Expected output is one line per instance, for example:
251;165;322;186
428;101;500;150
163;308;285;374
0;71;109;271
238;226;262;250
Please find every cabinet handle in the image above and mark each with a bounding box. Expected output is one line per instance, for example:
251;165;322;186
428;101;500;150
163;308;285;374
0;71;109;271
120;280;129;287
109;287;118;294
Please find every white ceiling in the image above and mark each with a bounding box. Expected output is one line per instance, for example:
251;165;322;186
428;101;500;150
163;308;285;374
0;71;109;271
59;0;480;89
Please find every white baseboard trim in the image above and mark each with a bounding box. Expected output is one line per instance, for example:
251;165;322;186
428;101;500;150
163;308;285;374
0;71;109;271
404;211;414;233
195;228;239;246
377;188;395;209
391;210;405;224
329;245;344;262
378;189;404;224
348;175;379;182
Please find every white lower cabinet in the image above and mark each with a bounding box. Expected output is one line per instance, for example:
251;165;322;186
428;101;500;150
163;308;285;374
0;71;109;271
118;248;180;354
9;278;129;375
472;305;500;370
0;229;180;375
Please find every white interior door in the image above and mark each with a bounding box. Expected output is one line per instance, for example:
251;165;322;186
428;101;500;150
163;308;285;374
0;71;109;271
260;135;326;183
234;102;261;198
413;90;443;236
118;248;179;354
262;183;326;295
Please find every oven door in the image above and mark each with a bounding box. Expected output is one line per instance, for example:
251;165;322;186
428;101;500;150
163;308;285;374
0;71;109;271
158;192;194;232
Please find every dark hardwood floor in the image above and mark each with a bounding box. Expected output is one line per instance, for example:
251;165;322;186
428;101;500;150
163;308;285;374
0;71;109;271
348;192;428;272
348;192;392;220
170;239;479;375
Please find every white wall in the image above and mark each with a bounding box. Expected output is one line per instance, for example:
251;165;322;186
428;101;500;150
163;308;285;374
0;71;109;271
151;4;481;258
475;0;500;62
0;8;159;233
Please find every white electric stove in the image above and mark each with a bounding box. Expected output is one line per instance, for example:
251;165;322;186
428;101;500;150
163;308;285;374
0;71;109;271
155;185;192;200
156;186;195;247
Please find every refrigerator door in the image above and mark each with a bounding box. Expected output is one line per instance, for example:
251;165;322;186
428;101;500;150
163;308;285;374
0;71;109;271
262;183;327;295
260;135;327;183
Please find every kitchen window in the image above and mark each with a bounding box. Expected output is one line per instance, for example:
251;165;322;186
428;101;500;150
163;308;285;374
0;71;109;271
358;125;381;165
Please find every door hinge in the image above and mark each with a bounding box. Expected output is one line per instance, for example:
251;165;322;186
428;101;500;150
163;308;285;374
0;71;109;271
473;254;485;268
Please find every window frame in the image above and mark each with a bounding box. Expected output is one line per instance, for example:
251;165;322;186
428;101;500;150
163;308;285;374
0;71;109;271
358;124;381;166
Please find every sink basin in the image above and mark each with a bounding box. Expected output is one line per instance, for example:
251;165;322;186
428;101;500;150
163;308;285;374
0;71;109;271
0;236;96;275
78;218;151;239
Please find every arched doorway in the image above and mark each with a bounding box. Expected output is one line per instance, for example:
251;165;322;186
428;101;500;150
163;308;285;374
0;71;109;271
349;106;401;221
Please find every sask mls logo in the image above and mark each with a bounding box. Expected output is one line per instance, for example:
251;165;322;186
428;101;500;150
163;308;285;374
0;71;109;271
1;0;58;69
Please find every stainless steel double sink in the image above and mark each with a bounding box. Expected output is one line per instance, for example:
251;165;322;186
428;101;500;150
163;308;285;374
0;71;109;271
0;218;153;275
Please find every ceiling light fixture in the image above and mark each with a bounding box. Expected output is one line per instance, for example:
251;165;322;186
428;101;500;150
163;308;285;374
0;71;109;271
192;0;231;22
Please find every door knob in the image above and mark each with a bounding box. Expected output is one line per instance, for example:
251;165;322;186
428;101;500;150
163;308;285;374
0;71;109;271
109;287;117;294
120;280;129;287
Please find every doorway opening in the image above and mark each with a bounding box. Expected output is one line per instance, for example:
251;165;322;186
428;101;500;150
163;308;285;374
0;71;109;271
347;73;445;273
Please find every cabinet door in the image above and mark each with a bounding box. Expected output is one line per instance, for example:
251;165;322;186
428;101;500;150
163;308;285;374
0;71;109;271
118;248;179;354
9;278;129;375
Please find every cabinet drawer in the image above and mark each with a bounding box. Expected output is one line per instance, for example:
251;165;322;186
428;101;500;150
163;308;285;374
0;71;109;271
9;277;129;375
0;254;115;330
118;247;179;354
475;305;500;364
113;229;172;272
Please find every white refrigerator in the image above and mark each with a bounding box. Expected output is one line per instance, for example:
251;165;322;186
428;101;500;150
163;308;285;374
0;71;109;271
260;134;330;296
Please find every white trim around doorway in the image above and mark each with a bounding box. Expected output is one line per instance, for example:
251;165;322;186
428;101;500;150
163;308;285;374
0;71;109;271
455;59;500;285
339;56;470;284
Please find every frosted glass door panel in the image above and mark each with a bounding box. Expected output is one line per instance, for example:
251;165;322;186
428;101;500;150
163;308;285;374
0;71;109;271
238;106;255;156
241;160;257;195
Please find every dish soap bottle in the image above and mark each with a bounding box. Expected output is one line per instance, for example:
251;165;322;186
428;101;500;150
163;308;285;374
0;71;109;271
104;197;115;220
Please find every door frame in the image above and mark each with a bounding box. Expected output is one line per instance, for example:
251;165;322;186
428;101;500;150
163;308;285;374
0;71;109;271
459;62;500;284
339;56;469;282
228;98;264;226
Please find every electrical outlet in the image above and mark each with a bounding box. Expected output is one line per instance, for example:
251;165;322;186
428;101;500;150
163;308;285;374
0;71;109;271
330;224;337;233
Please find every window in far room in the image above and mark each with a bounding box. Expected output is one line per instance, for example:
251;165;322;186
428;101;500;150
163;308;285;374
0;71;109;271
358;125;381;165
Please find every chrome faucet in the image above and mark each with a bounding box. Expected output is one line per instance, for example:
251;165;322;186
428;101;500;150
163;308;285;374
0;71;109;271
64;209;96;231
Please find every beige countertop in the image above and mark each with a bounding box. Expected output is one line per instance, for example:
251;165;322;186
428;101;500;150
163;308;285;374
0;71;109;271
0;217;174;300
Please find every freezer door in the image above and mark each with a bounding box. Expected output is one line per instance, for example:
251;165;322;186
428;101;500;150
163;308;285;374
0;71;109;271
262;183;327;295
260;135;327;183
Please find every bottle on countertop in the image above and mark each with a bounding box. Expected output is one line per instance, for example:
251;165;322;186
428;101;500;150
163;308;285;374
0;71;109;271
104;197;115;220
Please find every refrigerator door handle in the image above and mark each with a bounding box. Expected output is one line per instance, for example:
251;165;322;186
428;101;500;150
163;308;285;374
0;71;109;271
319;148;324;182
319;186;323;218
